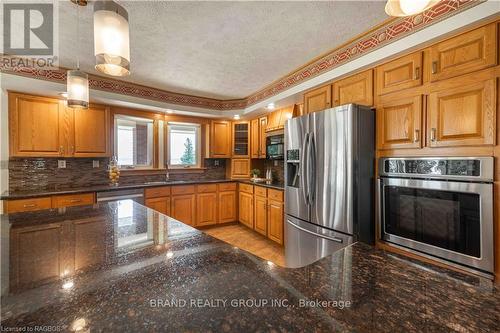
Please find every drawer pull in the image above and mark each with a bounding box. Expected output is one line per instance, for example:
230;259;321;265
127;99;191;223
23;204;36;208
69;199;82;203
414;67;420;80
431;128;437;142
431;61;438;74
413;129;420;143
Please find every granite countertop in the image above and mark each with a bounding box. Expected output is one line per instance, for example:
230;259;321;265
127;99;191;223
238;179;285;190
1;201;498;332
0;179;284;200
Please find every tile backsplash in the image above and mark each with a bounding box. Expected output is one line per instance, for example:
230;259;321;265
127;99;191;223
8;158;226;192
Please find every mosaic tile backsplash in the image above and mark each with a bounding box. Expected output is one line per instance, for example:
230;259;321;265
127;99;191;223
8;158;227;192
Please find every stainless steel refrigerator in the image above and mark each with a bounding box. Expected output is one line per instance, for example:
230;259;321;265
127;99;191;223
284;104;374;268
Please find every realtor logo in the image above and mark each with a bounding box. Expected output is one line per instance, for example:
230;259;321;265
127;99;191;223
4;4;53;55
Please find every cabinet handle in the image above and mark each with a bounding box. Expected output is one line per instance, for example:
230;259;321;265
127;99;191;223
70;146;74;155
431;61;438;74
23;204;36;208
413;129;420;143
431;128;437;142
414;67;420;80
69;199;82;203
59;145;64;155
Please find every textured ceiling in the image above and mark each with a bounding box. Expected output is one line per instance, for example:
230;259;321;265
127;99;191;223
57;1;388;100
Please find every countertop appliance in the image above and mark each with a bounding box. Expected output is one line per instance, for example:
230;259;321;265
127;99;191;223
266;133;284;160
378;157;494;278
284;104;374;268
96;188;145;204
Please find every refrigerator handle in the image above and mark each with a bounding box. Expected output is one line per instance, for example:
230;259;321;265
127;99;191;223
308;132;316;206
300;132;310;204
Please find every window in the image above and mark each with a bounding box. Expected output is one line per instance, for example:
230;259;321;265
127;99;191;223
115;115;154;168
167;122;201;168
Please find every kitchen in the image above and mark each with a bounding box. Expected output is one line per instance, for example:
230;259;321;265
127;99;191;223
1;1;500;332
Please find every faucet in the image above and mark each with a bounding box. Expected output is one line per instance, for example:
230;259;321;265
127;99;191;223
165;172;170;181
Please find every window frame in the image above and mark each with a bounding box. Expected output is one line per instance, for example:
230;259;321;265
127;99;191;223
166;122;202;169
114;114;156;169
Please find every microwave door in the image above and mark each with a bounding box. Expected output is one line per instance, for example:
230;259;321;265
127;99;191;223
285;114;310;222
310;106;354;235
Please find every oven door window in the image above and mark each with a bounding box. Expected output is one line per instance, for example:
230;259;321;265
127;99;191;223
384;186;481;258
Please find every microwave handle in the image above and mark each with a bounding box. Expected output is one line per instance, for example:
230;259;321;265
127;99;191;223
376;178;384;241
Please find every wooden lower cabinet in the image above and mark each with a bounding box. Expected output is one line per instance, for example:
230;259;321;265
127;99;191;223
218;190;237;223
171;194;196;226
145;197;171;216
254;195;268;236
196;192;218;226
239;191;254;228
267;199;284;245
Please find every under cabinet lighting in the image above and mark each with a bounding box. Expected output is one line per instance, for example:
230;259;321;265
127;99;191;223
266;103;275;110
233;115;241;120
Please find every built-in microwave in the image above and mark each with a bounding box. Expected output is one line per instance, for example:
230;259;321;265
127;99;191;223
266;134;284;160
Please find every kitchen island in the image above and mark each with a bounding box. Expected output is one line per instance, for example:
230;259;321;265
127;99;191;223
1;201;498;332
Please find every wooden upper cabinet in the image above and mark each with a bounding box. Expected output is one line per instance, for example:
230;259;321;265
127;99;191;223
9;93;65;157
210;120;231;158
71;105;110;157
377;95;423;150
427;79;496;148
430;24;497;82
232;121;250;157
376;52;423;96
333;70;373;106
251;117;267;159
303;85;332;113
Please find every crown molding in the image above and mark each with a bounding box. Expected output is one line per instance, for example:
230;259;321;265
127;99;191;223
0;0;482;111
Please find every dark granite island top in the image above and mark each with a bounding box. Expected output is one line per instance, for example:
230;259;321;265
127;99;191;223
1;201;498;332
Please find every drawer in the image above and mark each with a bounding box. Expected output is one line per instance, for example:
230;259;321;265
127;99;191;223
218;182;237;192
171;185;195;195
5;197;52;213
197;184;217;193
268;189;283;202
52;193;94;208
239;183;253;194
254;186;267;197
145;186;170;198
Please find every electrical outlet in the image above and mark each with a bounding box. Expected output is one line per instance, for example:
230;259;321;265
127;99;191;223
93;160;100;168
58;160;66;169
274;160;278;167
214;160;220;166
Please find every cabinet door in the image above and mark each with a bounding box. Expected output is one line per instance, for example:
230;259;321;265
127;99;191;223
428;79;496;147
430;24;496;82
231;158;250;178
171;194;196;226
377;95;423;150
259;117;267;158
254;196;267;236
9;93;65;157
232;121;250;157
10;223;64;291
71;105;110;157
145;197;170;215
376;52;422;96
196;192;217;226
250;118;260;158
218;191;237;223
333;70;373;106
238;192;254;229
303;85;331;114
267;199;284;245
210;120;231;158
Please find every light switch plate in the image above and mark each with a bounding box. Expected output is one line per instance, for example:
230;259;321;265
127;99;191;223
93;160;100;168
58;160;66;168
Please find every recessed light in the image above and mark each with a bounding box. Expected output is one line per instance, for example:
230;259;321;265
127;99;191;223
267;103;275;110
166;110;174;114
233;115;241;120
62;280;74;290
58;92;68;99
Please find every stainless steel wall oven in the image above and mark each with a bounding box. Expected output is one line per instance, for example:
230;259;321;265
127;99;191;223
377;157;494;278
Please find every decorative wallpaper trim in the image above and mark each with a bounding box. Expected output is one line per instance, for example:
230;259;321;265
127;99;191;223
0;0;481;111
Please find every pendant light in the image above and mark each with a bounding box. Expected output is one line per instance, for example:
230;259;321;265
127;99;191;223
67;0;89;109
93;1;130;76
385;0;439;17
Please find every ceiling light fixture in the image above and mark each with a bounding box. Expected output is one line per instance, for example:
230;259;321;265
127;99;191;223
67;1;89;109
166;110;174;114
385;0;439;17
266;103;275;110
233;115;241;120
93;1;130;76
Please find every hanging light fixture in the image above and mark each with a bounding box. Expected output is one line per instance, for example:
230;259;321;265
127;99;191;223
67;0;89;109
93;1;130;76
385;0;439;17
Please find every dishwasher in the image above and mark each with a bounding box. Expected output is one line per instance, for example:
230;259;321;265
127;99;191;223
96;188;145;204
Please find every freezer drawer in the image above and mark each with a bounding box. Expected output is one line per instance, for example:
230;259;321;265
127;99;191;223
285;215;353;268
